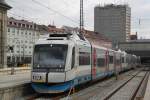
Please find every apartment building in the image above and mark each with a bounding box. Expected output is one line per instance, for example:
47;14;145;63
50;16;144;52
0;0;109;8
7;17;39;65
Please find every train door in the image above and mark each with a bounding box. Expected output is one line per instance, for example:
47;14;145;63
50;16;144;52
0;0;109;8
114;51;117;74
76;42;92;84
109;50;115;74
115;51;121;73
105;49;109;74
119;53;122;72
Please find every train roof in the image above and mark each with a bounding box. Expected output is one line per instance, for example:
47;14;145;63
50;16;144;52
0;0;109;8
37;32;90;43
92;44;108;50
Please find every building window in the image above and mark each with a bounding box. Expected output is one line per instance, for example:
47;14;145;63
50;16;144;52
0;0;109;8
14;22;17;26
17;45;19;47
79;52;90;65
18;23;21;27
30;25;32;28
22;24;25;27
29;33;31;35
9;22;12;25
8;28;10;32
17;30;19;34
26;24;29;28
30;41;33;44
12;28;15;33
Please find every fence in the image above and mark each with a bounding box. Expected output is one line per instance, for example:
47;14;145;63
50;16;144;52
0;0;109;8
0;67;31;75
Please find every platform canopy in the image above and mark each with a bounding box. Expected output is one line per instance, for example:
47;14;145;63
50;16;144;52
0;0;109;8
0;0;11;10
119;41;150;64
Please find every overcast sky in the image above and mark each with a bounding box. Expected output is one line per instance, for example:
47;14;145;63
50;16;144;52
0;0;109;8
6;0;150;39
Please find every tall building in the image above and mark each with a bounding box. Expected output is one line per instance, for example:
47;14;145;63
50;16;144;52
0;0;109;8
0;0;11;68
94;4;131;47
7;17;39;66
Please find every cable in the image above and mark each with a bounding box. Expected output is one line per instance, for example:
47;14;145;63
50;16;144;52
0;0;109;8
32;0;79;25
8;0;95;29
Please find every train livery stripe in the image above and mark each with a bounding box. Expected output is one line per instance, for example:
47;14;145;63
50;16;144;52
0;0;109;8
32;71;115;93
92;48;97;79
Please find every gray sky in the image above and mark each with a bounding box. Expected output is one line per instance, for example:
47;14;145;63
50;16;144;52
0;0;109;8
6;0;150;39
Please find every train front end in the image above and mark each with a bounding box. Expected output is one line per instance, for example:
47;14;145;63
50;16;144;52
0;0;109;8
31;35;76;93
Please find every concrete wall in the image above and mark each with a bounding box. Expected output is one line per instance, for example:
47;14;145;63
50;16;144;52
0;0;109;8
119;42;150;58
0;83;35;100
119;42;150;51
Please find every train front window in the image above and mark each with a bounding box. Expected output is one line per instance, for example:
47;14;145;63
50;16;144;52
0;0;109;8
33;44;68;69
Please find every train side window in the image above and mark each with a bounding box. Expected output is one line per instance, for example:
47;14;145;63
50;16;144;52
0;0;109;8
79;52;90;65
97;58;105;67
109;56;113;64
122;57;124;63
71;47;75;69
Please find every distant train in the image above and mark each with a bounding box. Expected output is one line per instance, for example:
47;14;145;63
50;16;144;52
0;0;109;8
31;32;140;93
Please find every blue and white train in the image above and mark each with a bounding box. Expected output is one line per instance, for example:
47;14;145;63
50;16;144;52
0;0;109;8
31;32;140;93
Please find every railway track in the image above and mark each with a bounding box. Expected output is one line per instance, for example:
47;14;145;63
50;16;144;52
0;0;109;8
26;92;67;100
26;68;149;100
102;71;149;100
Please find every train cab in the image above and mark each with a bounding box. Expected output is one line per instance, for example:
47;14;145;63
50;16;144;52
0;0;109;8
31;32;91;93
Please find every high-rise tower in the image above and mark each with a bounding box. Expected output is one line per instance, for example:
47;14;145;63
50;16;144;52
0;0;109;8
94;4;131;47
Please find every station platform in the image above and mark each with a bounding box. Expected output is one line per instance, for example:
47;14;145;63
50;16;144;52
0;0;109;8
0;72;31;89
0;71;32;100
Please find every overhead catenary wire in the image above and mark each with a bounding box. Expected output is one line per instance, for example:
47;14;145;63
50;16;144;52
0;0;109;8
8;0;150;31
32;0;80;25
8;0;88;28
8;0;57;25
8;12;32;21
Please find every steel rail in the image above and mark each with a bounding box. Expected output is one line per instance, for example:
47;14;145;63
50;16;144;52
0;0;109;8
102;71;142;100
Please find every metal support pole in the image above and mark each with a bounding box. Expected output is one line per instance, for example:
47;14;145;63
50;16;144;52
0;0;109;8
80;0;84;33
